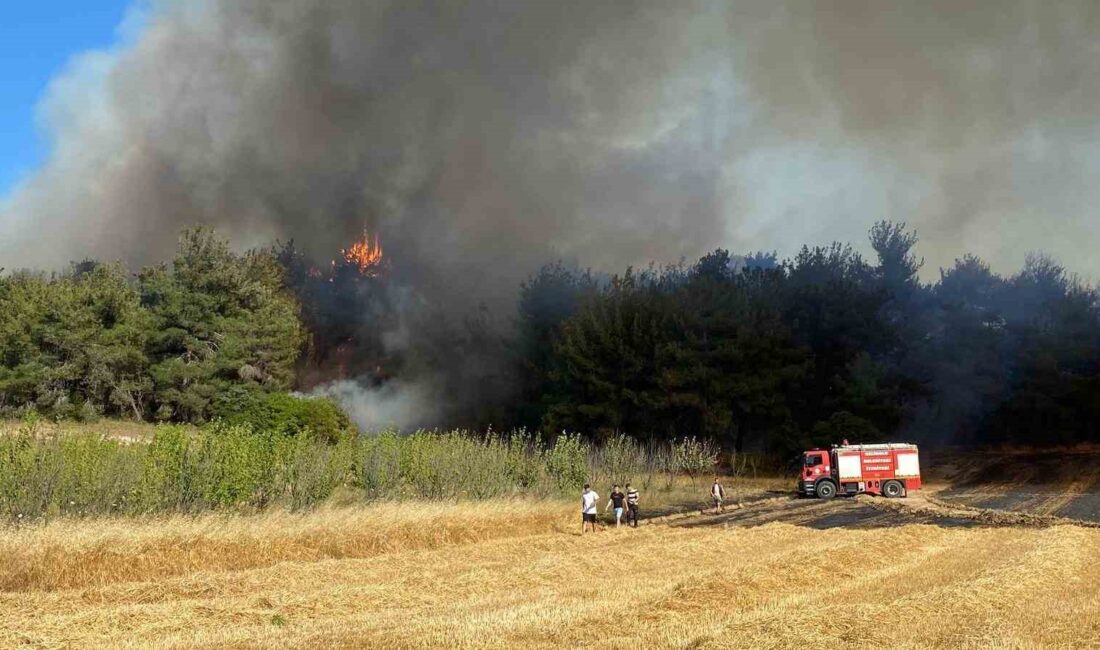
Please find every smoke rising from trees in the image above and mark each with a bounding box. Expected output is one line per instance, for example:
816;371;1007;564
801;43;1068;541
3;1;1100;432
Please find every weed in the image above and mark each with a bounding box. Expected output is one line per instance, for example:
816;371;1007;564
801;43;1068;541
0;422;732;522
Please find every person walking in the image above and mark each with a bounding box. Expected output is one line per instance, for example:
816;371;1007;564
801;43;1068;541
625;483;640;527
581;484;600;534
605;485;626;527
711;477;726;513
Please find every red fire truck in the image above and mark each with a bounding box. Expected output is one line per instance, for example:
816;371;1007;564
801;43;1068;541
798;442;922;499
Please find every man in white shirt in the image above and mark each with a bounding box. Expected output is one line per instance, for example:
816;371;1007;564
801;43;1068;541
581;484;600;534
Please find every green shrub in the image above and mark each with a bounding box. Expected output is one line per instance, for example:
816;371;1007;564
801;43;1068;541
590;433;644;488
210;390;353;441
136;425;194;512
357;429;402;498
278;429;357;510
399;431;486;499
460;433;519;499
0;428;59;520
55;434;142;516
0;420;729;522
672;436;719;488
191;423;278;508
503;430;544;489
545;432;589;491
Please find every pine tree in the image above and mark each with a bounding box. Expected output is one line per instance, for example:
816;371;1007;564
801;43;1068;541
141;228;304;422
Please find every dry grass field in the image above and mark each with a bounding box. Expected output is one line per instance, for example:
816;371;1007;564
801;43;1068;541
0;418;175;443
3;496;1100;649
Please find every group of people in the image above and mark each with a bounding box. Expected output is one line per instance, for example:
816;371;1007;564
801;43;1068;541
580;478;727;533
580;483;640;533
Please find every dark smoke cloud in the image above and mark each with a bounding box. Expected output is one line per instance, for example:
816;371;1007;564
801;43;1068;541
1;0;728;317
5;0;1100;292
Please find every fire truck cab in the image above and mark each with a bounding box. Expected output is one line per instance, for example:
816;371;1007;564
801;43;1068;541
799;443;921;499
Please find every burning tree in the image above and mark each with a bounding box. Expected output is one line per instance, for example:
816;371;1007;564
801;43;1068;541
340;229;385;276
276;228;398;388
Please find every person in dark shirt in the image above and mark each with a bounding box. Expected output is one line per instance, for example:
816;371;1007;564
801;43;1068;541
605;485;626;527
625;483;640;527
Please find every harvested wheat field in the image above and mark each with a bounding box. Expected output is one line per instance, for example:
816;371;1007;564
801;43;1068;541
3;499;1100;650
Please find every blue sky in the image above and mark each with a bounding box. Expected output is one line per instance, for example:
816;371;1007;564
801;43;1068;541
0;1;131;194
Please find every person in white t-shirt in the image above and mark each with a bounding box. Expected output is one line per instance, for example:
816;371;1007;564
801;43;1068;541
581;484;600;534
711;478;725;513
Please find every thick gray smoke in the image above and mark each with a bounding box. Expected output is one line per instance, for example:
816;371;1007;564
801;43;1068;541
0;0;730;313
3;1;1100;426
5;1;1100;287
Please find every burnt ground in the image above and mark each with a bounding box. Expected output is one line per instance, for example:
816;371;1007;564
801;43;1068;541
641;491;789;520
929;448;1100;523
935;487;1100;521
668;496;982;530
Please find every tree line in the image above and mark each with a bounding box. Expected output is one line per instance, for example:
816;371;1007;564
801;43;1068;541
0;229;303;422
516;222;1100;452
3;221;1098;452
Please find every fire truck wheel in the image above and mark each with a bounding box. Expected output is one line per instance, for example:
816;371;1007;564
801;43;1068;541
883;480;905;498
815;480;836;500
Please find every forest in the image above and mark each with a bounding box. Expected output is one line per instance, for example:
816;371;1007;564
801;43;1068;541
2;222;1098;453
519;223;1100;452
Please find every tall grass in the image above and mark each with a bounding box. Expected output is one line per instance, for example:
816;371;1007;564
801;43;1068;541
0;419;719;522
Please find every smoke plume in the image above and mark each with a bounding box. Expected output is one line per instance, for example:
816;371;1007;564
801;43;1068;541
5;0;1100;287
308;379;434;432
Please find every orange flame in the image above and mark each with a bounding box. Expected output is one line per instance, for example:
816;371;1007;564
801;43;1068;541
340;229;385;274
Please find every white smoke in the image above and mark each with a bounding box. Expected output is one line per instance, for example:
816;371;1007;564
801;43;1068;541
309;379;435;432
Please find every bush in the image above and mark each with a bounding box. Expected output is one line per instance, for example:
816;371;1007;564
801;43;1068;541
357;429;402;498
278;428;357;510
0;426;59;520
503;430;544;489
545;433;589;491
210;390;354;441
55;433;142;515
589;433;645;488
0;421;729;522
191;423;278;508
398;430;515;499
672;436;719;488
135;425;193;512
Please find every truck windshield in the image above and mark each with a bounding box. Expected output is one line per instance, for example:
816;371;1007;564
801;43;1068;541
804;454;823;467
